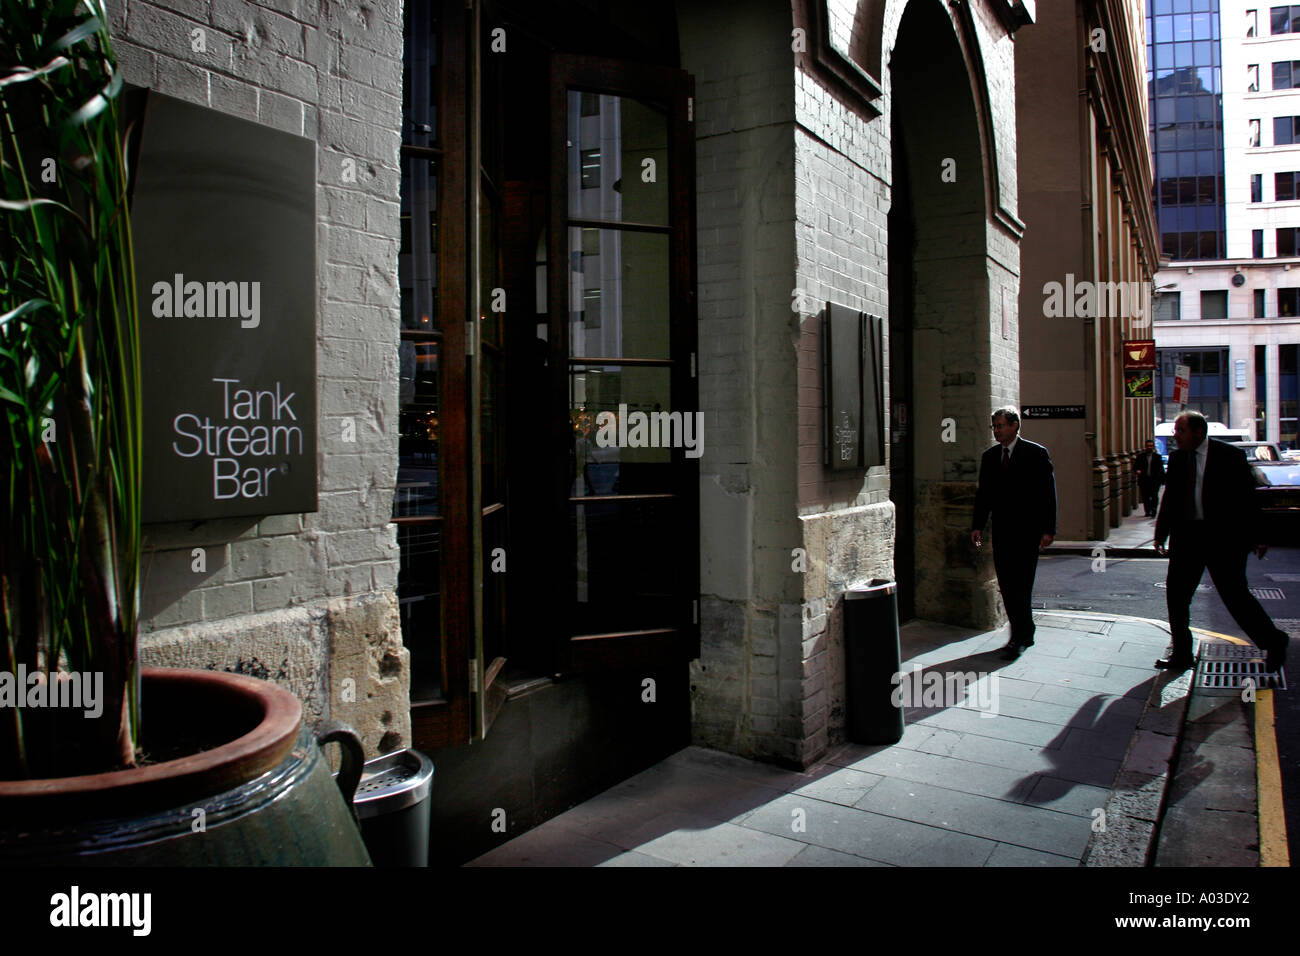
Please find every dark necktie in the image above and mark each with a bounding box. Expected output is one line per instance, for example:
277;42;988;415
1002;446;1010;471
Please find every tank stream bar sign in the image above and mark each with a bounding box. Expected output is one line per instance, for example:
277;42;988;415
131;92;318;522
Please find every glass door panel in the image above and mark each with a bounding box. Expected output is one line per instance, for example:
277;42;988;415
566;92;669;226
571;496;681;634
568;227;670;360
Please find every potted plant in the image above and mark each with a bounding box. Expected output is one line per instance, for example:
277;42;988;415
0;0;368;864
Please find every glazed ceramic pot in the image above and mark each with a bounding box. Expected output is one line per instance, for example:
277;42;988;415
0;668;370;865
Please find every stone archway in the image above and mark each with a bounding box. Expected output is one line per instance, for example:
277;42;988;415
887;0;1022;629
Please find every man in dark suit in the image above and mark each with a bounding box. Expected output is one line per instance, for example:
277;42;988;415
971;406;1057;660
1153;410;1289;672
1134;438;1165;517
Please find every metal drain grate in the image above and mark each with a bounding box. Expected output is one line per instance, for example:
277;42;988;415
1249;587;1285;600
1196;657;1286;690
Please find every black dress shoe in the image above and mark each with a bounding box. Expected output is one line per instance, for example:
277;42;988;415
1000;642;1025;661
1154;656;1195;671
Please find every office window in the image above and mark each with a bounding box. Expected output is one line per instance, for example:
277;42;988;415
1252;173;1263;202
1201;290;1228;319
1250;118;1262;146
1274;60;1300;89
1249;64;1260;91
1277;170;1300;200
580;148;600;189
1279;227;1300;255
1155;292;1181;322
1256;288;1267;316
1272;5;1300;34
1281;288;1300;315
1255;229;1266;257
1257;344;1268;438
1282;344;1298;448
1249;9;1259;37
1157;348;1230;423
1275;116;1300;144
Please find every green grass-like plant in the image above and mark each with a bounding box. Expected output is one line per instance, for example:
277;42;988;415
0;0;142;778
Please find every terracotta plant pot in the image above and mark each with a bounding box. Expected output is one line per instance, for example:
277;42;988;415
0;668;370;865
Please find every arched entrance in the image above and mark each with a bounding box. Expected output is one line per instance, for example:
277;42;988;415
887;0;1018;628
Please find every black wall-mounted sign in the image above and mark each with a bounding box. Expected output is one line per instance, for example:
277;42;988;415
131;93;318;522
824;303;885;470
1021;405;1086;419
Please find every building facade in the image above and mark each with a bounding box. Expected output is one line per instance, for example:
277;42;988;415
1017;0;1161;540
108;0;1032;864
1150;0;1300;449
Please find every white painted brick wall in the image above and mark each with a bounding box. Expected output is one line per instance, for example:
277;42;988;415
103;0;403;633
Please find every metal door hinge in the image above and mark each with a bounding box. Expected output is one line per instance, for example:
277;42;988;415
687;96;693;122
469;657;479;687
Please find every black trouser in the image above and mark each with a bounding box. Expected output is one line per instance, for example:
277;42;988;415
994;532;1041;646
1166;522;1287;660
1138;480;1160;516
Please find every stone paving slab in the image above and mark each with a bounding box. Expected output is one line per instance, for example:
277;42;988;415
832;742;1039;803
739;792;999;866
985;842;1080;866
784;844;893;866
851;776;1093;858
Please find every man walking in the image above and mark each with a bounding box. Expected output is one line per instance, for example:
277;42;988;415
1153;410;1289;672
971;407;1057;660
1134;438;1165;517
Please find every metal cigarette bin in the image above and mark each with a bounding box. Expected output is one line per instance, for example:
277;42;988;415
843;579;905;744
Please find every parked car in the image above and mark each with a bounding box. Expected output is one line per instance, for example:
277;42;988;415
1252;458;1300;542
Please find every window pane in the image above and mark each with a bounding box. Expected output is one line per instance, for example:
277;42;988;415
396;340;440;518
399;157;439;331
1201;290;1228;319
1274;5;1290;33
567;91;669;226
568;228;670;360
570;364;675;497
399;522;442;701
572;497;681;634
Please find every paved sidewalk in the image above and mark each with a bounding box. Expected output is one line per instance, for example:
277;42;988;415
468;612;1192;867
1053;511;1157;557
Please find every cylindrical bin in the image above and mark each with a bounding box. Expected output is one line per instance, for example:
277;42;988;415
346;749;435;867
843;579;905;745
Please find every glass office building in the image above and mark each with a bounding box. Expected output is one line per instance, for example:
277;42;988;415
1147;0;1226;259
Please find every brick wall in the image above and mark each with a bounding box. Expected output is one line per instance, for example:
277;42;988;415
105;0;408;755
681;0;1022;768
